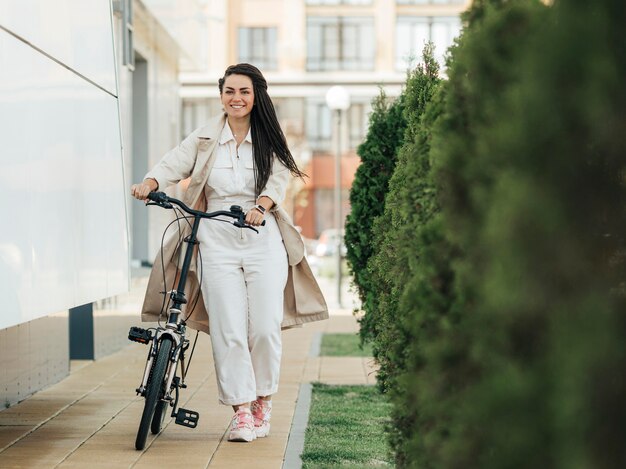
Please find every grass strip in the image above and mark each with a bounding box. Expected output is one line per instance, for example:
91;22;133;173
320;333;373;357
301;383;393;468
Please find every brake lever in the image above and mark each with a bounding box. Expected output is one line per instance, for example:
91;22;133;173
146;201;173;209
234;221;259;234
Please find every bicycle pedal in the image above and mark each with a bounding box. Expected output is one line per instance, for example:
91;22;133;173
174;408;199;428
128;326;152;344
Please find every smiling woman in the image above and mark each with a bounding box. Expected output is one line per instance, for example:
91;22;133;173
221;74;255;122
130;63;327;444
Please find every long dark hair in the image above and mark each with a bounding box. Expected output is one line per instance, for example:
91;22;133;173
218;63;306;197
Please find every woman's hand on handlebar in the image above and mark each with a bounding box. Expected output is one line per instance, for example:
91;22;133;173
245;207;265;227
130;178;158;201
245;197;273;227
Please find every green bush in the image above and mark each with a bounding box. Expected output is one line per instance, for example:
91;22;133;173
366;42;442;391
367;0;547;466
345;89;407;342
353;0;626;466
433;0;626;466
412;1;548;465
368;58;446;465
398;0;625;467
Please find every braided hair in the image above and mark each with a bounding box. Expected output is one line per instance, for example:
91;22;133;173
218;63;306;197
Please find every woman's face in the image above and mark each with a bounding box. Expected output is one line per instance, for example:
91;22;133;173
221;74;255;120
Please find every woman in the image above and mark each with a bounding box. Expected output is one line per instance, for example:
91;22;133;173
131;64;328;442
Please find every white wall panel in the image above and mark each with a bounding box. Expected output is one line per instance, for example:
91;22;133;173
0;0;117;95
0;30;128;330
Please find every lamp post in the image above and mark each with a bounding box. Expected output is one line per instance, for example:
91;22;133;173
325;85;350;309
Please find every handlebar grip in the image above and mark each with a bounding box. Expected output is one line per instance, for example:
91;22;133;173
147;191;168;203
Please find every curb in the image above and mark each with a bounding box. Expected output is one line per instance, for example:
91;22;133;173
283;331;321;468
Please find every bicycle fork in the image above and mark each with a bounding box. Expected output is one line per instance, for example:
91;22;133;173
130;327;200;428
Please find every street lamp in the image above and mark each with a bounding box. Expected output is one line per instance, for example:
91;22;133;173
325;85;350;309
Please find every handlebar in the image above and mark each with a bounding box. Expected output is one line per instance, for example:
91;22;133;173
146;191;265;231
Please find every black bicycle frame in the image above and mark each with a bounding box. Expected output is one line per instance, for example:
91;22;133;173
166;215;200;326
146;191;260;328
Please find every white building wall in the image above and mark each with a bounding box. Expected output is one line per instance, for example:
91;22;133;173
0;0;128;331
0;0;129;406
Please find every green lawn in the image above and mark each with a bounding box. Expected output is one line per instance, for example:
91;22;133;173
301;384;394;468
320;333;373;357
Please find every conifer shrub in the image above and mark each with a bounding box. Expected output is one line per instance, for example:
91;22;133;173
345;90;407;341
352;0;626;466
406;1;548;466
433;0;626;466
376;0;546;466
366;42;442;392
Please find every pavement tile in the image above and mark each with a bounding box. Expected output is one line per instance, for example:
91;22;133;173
0;303;371;468
0;425;34;450
319;356;369;385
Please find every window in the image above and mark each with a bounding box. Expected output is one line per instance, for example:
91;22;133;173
238;27;278;70
307;17;375;71
348;102;370;149
306;100;332;151
113;0;134;69
396;16;462;70
306;98;371;151
307;0;372;4
181;98;222;140
397;0;463;4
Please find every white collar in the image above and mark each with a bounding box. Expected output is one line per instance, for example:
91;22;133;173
219;121;252;145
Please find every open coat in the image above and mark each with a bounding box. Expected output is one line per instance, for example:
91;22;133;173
140;113;328;334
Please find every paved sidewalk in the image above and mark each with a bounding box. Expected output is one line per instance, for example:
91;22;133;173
0;307;375;468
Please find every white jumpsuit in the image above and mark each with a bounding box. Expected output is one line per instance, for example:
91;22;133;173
197;122;288;405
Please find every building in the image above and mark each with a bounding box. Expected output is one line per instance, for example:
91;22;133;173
179;0;469;239
0;0;207;406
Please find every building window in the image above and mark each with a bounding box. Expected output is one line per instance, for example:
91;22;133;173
307;17;375;71
181;98;222;140
306;100;332;151
238;27;278;70
396;16;462;70
306;99;371;151
307;0;372;4
348;102;370;149
397;0;463;4
113;0;134;69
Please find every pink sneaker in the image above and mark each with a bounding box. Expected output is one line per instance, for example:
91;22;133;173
228;407;256;442
251;399;272;438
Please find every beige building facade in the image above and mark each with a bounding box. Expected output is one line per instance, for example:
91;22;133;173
180;0;470;238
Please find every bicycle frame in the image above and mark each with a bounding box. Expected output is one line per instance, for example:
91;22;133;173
130;191;261;440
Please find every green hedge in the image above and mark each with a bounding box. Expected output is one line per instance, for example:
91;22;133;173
368;43;445;465
345;89;407;342
350;0;626;466
434;0;626;466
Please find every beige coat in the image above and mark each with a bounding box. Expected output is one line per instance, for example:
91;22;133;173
140;113;328;333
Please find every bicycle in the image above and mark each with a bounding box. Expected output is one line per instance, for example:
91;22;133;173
128;191;262;450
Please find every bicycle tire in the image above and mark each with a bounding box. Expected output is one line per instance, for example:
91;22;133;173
151;400;168;434
135;337;173;450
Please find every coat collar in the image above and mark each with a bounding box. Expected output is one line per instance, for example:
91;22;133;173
196;113;228;139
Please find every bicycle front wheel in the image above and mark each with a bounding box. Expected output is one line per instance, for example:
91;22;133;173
135;336;173;450
151;400;168;435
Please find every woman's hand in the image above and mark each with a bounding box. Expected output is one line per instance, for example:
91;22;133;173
245;206;265;227
245;196;273;227
130;178;158;201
